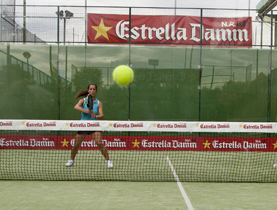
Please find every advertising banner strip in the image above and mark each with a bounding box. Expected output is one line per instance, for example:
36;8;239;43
1;135;277;152
87;14;252;46
0;120;276;133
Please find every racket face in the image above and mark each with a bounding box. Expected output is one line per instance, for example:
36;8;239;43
87;95;93;110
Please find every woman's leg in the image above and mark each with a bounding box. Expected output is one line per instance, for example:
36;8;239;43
71;133;86;160
92;131;110;160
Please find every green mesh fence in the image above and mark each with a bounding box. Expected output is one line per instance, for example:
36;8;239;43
0;44;275;122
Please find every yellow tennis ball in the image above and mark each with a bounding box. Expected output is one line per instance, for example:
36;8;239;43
113;65;134;86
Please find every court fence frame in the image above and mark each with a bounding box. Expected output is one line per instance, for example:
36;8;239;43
0;5;277;122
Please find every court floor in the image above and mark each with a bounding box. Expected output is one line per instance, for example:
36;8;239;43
1;180;277;210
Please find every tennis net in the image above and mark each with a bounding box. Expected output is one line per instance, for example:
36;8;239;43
1;120;277;182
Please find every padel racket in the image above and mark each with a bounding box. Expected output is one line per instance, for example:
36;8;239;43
87;94;93;111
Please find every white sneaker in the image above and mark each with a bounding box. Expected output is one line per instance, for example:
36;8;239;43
274;162;277;168
107;160;113;169
65;160;74;167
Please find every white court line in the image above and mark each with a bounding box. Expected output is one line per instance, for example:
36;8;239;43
166;156;194;210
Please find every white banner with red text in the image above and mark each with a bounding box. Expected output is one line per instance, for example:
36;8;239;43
0;120;276;133
1;120;277;152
